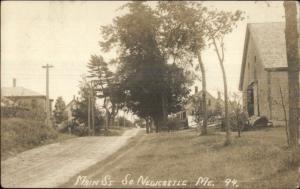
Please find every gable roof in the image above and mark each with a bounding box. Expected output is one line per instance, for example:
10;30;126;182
188;90;220;104
193;90;217;100
65;99;76;109
239;22;288;90
2;87;45;97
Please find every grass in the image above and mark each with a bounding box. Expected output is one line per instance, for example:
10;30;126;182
1;118;75;160
64;127;300;188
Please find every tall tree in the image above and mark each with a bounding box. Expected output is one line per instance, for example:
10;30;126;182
283;1;299;148
87;55;122;130
72;77;104;133
157;1;208;135
53;96;67;124
100;2;191;132
204;10;244;145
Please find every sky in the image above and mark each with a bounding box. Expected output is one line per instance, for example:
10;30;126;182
1;1;285;105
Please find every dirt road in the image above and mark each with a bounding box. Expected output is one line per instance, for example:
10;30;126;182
1;128;142;188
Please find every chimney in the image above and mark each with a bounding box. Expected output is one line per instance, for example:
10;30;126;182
195;86;198;94
13;78;16;87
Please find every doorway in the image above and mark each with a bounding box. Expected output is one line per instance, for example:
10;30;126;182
247;86;254;117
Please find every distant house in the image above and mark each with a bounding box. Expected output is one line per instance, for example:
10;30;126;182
2;79;53;114
238;22;300;126
64;98;77;122
170;87;222;128
185;87;222;116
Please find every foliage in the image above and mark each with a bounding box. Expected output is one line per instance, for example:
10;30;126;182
71;77;105;134
134;118;146;128
53;96;68;124
1;118;58;159
165;118;187;131
189;95;220;125
1;105;46;121
70;122;91;136
87;55;123;129
99;2;192;128
157;1;207;59
115;116;134;127
205;8;244;144
214;99;223;116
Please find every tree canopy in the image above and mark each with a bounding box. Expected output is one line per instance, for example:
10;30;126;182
99;2;192;129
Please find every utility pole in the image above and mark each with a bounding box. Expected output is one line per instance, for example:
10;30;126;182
42;64;53;127
88;89;91;133
90;81;95;135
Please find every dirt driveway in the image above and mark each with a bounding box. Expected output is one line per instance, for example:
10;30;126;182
1;128;142;188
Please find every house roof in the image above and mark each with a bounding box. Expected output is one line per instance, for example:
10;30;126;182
239;22;288;90
1;87;45;97
65;99;76;109
187;90;219;105
192;90;217;100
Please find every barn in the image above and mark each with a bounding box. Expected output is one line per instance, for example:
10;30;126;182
239;22;300;126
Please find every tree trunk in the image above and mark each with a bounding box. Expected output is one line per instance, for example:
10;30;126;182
146;118;150;134
150;118;154;133
196;50;208;135
220;62;231;145
279;85;289;146
153;117;159;133
161;92;168;129
105;112;109;131
284;1;300;148
237;115;241;138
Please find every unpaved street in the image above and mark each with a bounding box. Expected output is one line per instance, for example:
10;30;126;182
1;128;142;188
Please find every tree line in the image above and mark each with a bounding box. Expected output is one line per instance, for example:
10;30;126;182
78;1;244;145
52;1;299;149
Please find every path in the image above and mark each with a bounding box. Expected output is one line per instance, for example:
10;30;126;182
1;128;142;188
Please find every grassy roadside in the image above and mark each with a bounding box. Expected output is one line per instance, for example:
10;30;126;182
1;118;75;160
1;118;133;160
63;127;300;189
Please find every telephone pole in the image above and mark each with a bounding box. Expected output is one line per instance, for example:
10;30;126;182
42;64;54;127
90;81;95;135
88;91;91;133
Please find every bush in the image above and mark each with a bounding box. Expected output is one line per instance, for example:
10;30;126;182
69;121;90;136
1;118;58;158
165;118;188;131
220;112;249;132
1;106;46;121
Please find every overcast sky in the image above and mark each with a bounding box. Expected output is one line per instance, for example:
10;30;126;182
1;1;285;104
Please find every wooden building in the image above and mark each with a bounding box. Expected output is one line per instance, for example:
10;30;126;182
239;22;300;126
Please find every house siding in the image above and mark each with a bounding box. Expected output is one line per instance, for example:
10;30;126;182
242;30;300;125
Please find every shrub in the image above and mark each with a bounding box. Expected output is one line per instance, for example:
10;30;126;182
220;112;249;132
1;118;58;158
165;118;187;131
1;106;46;121
69;121;90;136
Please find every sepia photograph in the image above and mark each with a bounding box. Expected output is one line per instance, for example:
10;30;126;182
1;1;300;188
